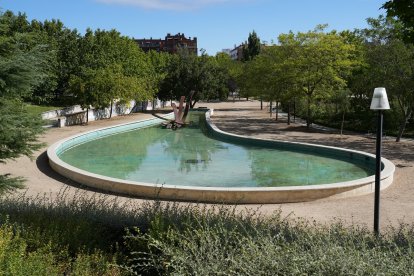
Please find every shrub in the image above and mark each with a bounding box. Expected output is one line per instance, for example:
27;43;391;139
1;189;414;275
124;203;414;275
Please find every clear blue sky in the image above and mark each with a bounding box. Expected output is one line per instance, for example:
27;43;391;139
1;0;386;55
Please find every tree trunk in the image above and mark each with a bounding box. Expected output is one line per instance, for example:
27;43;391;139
340;111;345;136
86;107;89;124
396;110;412;142
129;103;137;114
306;96;311;128
269;101;272;117
293;98;296;123
260;98;263;110
109;100;113;119
275;101;278;121
287;102;291;125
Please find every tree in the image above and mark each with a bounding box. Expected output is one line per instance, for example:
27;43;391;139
242;30;261;62
0;14;49;99
278;25;360;128
382;0;414;43
159;49;229;108
0;11;45;193
35;19;81;104
0;98;44;193
215;52;238;96
70;28;156;115
356;16;414;141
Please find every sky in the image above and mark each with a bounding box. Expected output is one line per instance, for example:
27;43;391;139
1;0;386;55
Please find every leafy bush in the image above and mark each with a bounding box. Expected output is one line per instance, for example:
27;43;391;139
0;222;59;275
1;190;414;275
0;220;120;275
125;203;414;275
0;189;133;275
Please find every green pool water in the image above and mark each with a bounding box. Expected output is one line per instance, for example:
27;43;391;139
58;114;374;188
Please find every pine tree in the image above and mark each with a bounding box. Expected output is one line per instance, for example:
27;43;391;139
0;11;45;194
242;30;261;62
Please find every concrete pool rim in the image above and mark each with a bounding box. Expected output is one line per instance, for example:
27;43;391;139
47;109;395;204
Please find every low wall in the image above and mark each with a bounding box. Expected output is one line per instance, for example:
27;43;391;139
42;99;169;126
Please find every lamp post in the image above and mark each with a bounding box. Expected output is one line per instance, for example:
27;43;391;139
370;87;390;235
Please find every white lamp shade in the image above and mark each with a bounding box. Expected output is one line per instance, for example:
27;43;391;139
370;87;390;110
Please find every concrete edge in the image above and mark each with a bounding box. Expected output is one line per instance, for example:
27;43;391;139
47;109;396;204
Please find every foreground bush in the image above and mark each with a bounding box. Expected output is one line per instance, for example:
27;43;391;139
0;220;120;275
1;189;414;275
125;204;414;275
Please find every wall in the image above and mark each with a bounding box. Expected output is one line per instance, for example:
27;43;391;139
42;99;170;127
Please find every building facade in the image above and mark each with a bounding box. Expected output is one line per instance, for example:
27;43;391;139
230;44;245;60
135;33;197;54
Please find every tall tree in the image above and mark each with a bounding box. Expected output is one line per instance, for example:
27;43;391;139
242;30;261;62
278;25;360;128
355;16;414;141
0;11;45;193
70;28;155;115
159;49;228;108
382;0;414;43
0;12;49;99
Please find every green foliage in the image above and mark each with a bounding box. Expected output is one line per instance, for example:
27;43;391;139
348;16;414;140
159;49;229;107
1;190;414;275
0;16;50;99
24;103;63;116
278;25;362;127
0;11;48;194
382;0;414;43
125;202;414;275
0;220;121;275
28;19;81;104
0;223;60;275
0;190;136;274
70;28;156;112
0;175;24;195
215;52;240;93
242;30;261;62
0;98;44;161
0;99;44;194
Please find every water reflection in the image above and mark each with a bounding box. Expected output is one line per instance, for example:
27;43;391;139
59;127;164;179
59;113;373;187
160;121;221;173
248;147;373;186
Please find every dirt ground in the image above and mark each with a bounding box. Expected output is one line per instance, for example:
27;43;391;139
1;100;413;230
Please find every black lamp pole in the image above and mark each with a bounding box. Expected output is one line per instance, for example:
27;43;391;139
374;110;383;235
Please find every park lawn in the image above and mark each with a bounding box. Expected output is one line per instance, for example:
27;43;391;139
25;104;64;117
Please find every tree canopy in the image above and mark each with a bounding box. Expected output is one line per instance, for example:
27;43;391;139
0;11;46;193
242;30;261;62
158;49;229;107
382;0;414;43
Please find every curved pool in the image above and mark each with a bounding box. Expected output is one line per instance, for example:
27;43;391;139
47;110;395;203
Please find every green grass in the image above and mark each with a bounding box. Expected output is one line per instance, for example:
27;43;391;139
25;104;63;117
24;103;64;126
1;189;413;275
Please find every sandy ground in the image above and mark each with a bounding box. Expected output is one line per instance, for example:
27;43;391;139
1;100;414;230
